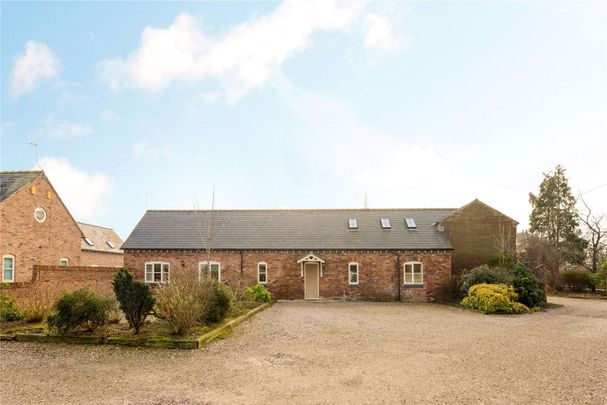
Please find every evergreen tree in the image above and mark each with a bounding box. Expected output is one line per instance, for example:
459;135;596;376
529;165;586;264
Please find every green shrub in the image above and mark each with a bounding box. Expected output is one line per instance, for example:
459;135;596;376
590;262;607;291
113;267;155;334
460;265;512;295
461;284;529;314
560;270;593;292
204;281;233;323
511;264;545;307
0;293;23;322
47;288;112;334
244;284;272;303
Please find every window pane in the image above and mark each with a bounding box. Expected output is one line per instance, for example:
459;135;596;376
405;273;413;284
413;273;422;284
210;264;219;280
350;272;357;283
200;263;209;272
414;263;422;273
259;272;267;283
4;269;13;280
4;258;13;270
405;264;412;274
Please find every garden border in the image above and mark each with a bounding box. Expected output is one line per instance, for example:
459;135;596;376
0;302;273;349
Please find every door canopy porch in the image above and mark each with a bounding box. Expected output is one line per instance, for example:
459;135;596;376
297;252;325;277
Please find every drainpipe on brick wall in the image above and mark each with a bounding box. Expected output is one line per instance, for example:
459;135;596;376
391;251;401;301
240;250;243;275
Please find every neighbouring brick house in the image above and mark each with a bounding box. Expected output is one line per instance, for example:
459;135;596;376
123;200;516;301
0;171;123;283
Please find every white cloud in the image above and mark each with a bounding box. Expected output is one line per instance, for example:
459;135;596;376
363;13;405;53
98;0;405;103
10;41;61;100
40;116;92;139
101;109;121;122
37;157;112;221
133;141;171;160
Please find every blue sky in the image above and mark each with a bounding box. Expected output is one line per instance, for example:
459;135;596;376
1;1;606;239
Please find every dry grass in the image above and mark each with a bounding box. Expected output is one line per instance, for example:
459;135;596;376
18;286;57;323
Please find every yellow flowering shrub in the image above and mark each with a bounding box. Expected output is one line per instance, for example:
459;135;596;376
461;283;529;314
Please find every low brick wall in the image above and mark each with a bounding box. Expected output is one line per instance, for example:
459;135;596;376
1;265;117;300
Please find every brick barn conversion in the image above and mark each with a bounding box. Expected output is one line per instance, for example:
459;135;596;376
0;171;124;284
123;200;517;301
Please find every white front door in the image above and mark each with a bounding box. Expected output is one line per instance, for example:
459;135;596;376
304;262;319;300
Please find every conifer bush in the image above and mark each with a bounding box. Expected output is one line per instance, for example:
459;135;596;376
511;264;545;307
113;267;155;334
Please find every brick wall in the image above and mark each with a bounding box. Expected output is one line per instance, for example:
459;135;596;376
124;249;451;301
0;175;83;282
442;200;517;274
1;265;117;300
80;250;124;267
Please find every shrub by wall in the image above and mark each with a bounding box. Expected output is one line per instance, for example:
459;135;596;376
244;284;272;303
461;284;529;314
47;288;112;334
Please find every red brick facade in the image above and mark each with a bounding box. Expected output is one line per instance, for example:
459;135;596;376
1;174;83;283
124;249;451;301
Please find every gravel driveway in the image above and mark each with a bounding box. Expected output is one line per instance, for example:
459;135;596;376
1;297;605;405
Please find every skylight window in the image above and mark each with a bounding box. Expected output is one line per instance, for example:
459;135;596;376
405;218;417;229
380;218;391;229
106;241;115;249
348;218;358;229
84;237;94;246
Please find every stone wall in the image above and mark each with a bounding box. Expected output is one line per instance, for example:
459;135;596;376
124;249;452;301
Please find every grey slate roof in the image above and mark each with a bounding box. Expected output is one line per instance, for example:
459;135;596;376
122;209;456;251
0;171;43;202
78;222;124;254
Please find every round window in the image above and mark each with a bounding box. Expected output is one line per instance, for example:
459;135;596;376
34;207;47;223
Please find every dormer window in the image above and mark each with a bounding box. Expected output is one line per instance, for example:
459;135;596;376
84;237;94;246
380;218;391;229
348;218;358;229
405;218;417;229
106;240;115;249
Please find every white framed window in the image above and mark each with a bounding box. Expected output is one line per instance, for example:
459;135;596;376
106;241;115;249
34;207;47;223
348;262;359;285
84;237;94;246
257;262;268;284
59;258;69;267
380;218;391;229
404;261;423;285
348;218;358;229
2;255;15;283
199;261;221;281
145;262;170;284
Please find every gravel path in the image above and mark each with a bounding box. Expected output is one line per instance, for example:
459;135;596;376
1;297;605;404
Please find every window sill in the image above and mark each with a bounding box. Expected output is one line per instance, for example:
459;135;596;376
348;283;359;287
403;284;424;289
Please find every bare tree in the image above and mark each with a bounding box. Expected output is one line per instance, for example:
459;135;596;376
519;233;560;289
578;195;606;273
194;185;219;280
